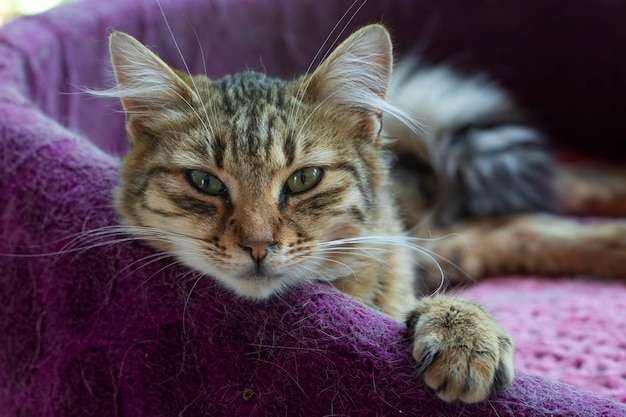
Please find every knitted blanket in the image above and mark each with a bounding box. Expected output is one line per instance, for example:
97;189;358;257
1;0;625;415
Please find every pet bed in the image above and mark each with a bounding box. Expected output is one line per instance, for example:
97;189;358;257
1;0;625;415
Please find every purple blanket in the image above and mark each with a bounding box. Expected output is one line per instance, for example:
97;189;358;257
1;0;626;415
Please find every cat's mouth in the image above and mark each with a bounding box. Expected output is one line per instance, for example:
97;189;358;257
224;267;289;299
236;267;282;283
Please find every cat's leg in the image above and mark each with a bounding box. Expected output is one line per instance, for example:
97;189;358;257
415;214;626;291
405;296;514;403
371;280;515;403
558;163;626;216
340;242;514;403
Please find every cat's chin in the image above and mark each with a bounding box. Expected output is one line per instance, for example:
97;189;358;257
224;272;289;300
173;250;290;299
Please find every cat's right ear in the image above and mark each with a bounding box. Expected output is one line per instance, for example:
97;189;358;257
107;31;198;114
304;25;398;144
305;24;392;110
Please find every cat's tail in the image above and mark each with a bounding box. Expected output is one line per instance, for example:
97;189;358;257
385;56;556;226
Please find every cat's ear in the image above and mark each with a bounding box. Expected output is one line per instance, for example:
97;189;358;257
108;31;198;114
307;24;392;107
305;24;393;141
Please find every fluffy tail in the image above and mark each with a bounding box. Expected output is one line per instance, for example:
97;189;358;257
385;57;556;226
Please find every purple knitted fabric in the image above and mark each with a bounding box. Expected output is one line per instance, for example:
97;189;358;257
1;0;626;415
462;278;626;403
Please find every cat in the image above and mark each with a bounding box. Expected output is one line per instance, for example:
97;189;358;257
385;53;626;291
102;23;626;404
103;25;514;403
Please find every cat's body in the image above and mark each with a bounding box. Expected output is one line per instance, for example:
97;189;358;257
387;54;626;291
104;24;626;404
387;56;556;227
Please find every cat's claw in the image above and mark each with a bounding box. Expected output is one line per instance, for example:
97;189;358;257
406;296;514;403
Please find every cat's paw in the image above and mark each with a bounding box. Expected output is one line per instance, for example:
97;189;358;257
406;296;514;403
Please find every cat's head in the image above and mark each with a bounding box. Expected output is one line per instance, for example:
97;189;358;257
108;25;399;298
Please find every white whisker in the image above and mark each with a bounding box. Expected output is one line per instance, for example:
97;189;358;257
181;272;204;336
155;0;215;140
122;252;179;283
300;254;357;281
287;0;367;134
315;234;472;295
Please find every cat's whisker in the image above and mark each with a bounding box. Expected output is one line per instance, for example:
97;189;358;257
155;0;216;141
47;225;204;261
121;225;213;246
181;271;205;336
373;231;477;283
54;225;135;246
315;247;391;267
318;234;457;246
317;235;453;294
179;94;215;141
294;265;327;283
189;22;221;141
128;257;194;310
312;0;369;72
119;254;183;293
307;0;365;79
300;255;358;282
116;251;179;281
179;269;206;287
44;234;146;261
294;259;339;282
54;230;147;255
287;0;367;133
0;225;126;254
57;236;136;254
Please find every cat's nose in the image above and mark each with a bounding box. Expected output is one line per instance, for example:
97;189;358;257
240;241;276;263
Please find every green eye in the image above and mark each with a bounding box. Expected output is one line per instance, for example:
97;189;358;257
286;167;324;194
186;170;227;195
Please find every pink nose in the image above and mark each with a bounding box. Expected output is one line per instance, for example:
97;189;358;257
240;241;275;262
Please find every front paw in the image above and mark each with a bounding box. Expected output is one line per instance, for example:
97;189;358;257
406;296;514;403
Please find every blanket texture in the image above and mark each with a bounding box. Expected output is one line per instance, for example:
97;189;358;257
1;0;626;415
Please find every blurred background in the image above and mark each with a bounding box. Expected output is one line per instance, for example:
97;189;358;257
0;0;73;25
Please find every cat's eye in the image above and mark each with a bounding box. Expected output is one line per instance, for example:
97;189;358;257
186;170;227;195
285;167;324;194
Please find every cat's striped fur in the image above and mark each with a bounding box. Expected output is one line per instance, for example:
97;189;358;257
105;24;626;403
111;31;417;311
106;25;513;403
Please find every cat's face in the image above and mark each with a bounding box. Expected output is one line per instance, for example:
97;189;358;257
109;26;395;298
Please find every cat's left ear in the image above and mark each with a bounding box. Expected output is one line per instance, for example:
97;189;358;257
306;24;393;140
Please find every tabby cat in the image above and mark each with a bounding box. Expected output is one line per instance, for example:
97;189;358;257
104;24;626;403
